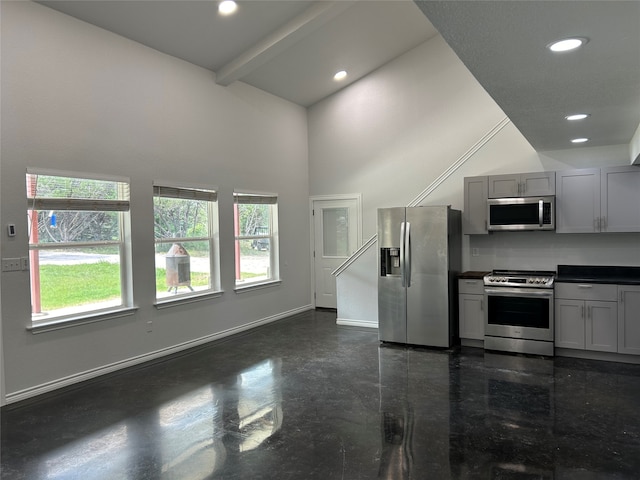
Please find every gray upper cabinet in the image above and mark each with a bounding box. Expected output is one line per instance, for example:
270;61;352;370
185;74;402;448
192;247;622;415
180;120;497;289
556;168;600;233
488;172;555;198
463;176;488;234
557;166;640;233
601;166;640;232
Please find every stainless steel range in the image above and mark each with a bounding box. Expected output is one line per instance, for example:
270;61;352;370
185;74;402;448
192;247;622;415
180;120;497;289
483;270;555;356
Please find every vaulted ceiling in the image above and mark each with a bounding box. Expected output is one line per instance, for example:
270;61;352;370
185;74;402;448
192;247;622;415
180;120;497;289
38;0;640;155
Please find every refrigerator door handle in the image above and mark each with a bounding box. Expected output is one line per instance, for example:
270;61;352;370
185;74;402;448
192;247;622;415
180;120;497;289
405;221;411;288
400;222;406;287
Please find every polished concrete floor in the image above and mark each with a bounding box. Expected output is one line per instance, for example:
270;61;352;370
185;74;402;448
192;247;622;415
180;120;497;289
2;309;640;479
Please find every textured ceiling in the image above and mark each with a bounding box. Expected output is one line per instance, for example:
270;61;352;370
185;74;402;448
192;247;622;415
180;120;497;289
37;0;640;154
416;1;640;153
38;0;438;107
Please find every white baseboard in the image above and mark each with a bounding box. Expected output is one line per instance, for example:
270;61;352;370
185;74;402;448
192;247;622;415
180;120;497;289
336;317;378;329
5;304;313;405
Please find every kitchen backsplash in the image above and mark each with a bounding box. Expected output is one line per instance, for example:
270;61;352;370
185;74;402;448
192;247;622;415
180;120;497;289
465;231;640;272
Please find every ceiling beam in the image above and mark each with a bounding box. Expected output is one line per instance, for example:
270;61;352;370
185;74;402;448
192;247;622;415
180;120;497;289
215;0;355;86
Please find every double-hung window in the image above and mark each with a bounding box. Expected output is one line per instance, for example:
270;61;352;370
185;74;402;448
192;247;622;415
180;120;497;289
26;171;132;326
153;184;220;302
234;192;279;288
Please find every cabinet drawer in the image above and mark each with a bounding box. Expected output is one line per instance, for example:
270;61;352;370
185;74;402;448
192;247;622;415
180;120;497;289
458;279;485;295
555;282;617;301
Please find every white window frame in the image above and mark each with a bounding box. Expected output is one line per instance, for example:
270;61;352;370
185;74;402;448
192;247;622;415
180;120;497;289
234;191;280;291
26;169;135;333
153;182;221;307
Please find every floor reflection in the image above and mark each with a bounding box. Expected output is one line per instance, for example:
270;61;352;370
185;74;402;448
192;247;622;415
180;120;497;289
156;358;283;478
377;344;453;479
2;310;639;479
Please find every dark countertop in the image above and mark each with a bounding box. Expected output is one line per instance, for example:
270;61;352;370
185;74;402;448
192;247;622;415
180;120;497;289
555;265;640;285
458;271;490;280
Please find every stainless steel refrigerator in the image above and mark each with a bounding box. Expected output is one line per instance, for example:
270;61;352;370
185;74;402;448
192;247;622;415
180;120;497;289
378;206;461;347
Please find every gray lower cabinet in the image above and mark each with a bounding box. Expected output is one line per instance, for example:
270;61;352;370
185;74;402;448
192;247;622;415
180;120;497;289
556;282;640;355
555;283;618;352
458;279;484;340
618;285;640;355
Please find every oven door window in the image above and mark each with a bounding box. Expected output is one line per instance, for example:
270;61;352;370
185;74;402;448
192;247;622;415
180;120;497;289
487;295;550;329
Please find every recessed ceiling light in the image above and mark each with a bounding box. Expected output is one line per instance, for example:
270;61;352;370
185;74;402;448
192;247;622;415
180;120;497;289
333;70;347;81
565;113;590;121
548;37;588;52
218;1;238;16
571;137;590;144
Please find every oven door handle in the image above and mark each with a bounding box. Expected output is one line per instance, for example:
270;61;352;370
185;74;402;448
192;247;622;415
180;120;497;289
484;287;554;298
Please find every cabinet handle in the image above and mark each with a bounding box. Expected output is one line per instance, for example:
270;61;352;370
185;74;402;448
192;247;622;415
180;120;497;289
465;280;477;284
578;284;593;289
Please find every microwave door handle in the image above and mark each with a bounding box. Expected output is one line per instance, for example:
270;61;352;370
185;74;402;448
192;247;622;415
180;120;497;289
539;199;543;227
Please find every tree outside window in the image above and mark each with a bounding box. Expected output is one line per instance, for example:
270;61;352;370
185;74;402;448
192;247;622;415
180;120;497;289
26;172;131;322
234;192;279;287
153;185;220;301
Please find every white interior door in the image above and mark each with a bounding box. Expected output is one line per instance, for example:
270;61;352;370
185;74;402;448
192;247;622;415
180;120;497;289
312;197;360;309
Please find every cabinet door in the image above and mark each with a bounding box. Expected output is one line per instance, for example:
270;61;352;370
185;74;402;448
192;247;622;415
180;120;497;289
463;176;488;234
521;171;555;196
618;286;640;355
488;174;520;198
459;293;484;340
585;301;618;352
601;166;640;232
556;168;600;233
555;299;585;349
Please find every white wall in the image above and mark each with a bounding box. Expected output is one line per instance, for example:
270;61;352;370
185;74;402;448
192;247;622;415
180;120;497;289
309;33;640;325
0;2;310;401
308;35;542;240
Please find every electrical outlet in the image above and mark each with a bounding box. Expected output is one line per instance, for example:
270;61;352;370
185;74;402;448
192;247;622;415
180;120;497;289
21;257;29;270
472;248;480;257
2;257;21;272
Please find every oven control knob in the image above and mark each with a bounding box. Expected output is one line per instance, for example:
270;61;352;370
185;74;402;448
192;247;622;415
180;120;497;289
501;277;507;282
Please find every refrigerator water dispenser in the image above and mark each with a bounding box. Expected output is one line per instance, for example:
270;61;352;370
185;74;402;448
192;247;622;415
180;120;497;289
380;248;401;277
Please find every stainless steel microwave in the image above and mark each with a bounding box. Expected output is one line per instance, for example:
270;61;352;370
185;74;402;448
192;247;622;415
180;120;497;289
487;196;555;231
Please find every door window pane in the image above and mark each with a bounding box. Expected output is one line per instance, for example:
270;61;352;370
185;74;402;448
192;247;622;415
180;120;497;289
323;208;349;257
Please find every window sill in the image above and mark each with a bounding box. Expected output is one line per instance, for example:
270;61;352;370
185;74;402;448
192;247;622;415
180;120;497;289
234;279;281;293
28;306;138;334
154;290;224;309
